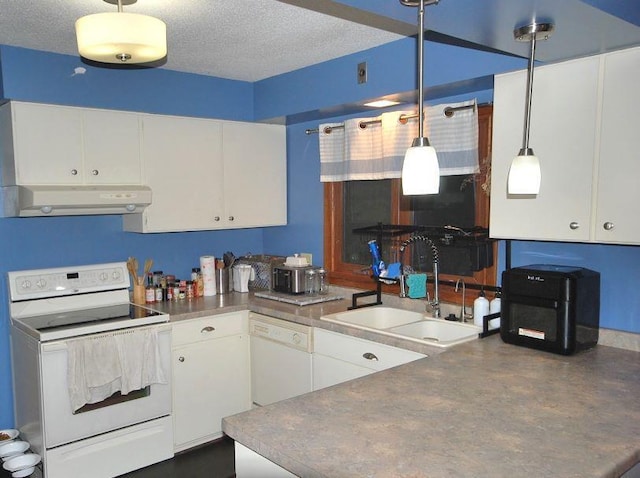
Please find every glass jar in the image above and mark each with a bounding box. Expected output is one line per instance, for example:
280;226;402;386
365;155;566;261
317;268;327;295
305;269;318;295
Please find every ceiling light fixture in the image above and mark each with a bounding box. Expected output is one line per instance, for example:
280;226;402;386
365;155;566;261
400;0;441;195
75;0;167;64
363;100;402;108
508;22;554;195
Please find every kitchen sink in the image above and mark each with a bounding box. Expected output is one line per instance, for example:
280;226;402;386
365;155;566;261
387;319;481;347
321;307;426;330
320;306;481;348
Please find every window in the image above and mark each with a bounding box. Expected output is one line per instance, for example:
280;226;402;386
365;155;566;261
324;105;496;305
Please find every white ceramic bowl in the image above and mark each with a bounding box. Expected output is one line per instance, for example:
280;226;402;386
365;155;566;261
0;441;29;461
3;453;41;475
0;429;19;444
12;466;37;478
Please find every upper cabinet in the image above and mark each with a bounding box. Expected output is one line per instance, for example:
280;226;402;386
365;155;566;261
490;47;640;245
222;121;287;229
593;48;640;244
123;114;287;233
1;101;142;186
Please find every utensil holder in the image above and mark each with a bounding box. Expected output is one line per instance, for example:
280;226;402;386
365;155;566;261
216;269;231;294
132;284;146;305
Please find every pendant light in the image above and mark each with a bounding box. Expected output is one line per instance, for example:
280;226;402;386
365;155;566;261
507;22;554;195
76;0;167;64
400;0;441;195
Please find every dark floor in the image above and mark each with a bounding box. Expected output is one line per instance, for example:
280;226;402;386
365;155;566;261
0;436;236;478
120;436;236;478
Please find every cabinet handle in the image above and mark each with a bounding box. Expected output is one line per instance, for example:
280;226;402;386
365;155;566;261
569;222;580;230
178;356;185;362
603;222;615;231
71;169;78;176
228;216;235;221
214;216;221;222
92;169;99;176
363;352;379;361
201;326;216;333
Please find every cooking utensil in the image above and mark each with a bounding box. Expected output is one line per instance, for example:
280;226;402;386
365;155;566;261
223;251;236;269
142;259;153;285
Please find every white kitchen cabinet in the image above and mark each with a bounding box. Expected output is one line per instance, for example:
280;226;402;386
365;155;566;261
222;121;287;228
127;114;225;232
123;114;286;233
490;47;640;245
312;328;426;390
593;47;640;243
490;55;600;242
171;311;251;452
1;101;142;186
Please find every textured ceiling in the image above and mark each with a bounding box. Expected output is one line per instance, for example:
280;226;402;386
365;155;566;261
0;0;639;82
0;0;405;81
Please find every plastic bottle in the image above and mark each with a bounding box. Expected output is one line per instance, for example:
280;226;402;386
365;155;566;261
473;289;490;328
489;291;502;330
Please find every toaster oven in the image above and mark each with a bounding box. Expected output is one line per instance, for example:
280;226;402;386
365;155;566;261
500;264;600;355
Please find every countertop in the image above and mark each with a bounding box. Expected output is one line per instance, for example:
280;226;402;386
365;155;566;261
155;291;640;477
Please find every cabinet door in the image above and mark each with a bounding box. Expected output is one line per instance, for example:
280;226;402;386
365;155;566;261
312;353;373;390
137;114;224;232
82;109;142;185
594;47;640;244
222;122;287;228
172;334;251;450
490;56;600;241
12;102;83;185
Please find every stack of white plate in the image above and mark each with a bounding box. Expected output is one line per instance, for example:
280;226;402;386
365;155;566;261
0;429;41;477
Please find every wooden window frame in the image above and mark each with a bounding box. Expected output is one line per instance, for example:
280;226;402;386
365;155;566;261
323;105;496;305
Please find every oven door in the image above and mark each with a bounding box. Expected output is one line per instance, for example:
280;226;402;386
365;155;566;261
40;324;172;448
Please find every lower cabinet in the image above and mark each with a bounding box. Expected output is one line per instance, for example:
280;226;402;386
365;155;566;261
312;328;427;390
171;312;251;452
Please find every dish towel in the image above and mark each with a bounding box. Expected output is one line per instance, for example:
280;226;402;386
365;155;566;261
67;328;166;412
407;273;427;299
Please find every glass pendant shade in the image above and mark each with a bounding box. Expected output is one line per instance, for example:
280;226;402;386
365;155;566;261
76;12;167;63
402;143;440;195
507;148;541;194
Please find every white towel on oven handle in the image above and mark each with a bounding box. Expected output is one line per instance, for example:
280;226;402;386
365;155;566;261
67;328;166;412
114;327;166;395
67;334;122;412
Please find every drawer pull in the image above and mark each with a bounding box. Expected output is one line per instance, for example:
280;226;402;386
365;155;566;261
603;222;615;231
201;326;216;333
363;352;379;361
178;356;185;362
569;222;580;230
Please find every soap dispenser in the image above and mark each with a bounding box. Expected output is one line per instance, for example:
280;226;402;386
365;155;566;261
489;291;502;330
473;289;490;328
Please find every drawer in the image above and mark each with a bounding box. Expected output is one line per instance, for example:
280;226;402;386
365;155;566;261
313;328;425;372
172;311;248;347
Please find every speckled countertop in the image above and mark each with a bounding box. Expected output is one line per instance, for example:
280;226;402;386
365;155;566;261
154;291;640;477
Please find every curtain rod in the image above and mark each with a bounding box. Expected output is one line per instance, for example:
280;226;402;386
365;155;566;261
304;103;476;135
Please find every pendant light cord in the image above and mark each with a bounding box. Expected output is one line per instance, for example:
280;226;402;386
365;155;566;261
117;0;123;13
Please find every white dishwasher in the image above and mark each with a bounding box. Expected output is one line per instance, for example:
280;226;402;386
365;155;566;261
249;312;313;406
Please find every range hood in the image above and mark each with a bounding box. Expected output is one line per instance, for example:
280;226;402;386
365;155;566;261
1;185;152;217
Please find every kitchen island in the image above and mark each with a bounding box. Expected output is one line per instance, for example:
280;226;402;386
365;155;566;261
154;291;640;477
223;332;640;478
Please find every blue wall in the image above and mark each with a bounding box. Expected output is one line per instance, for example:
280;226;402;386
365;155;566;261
1;38;639;430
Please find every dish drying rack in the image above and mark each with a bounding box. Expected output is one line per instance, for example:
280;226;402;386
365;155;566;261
349;223;501;338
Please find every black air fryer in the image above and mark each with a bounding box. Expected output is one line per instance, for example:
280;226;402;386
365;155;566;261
500;264;600;355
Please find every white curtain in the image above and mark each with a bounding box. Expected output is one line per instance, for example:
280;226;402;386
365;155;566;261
319;99;479;182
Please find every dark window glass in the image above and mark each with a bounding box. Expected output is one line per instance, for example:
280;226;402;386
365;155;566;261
342;180;392;265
